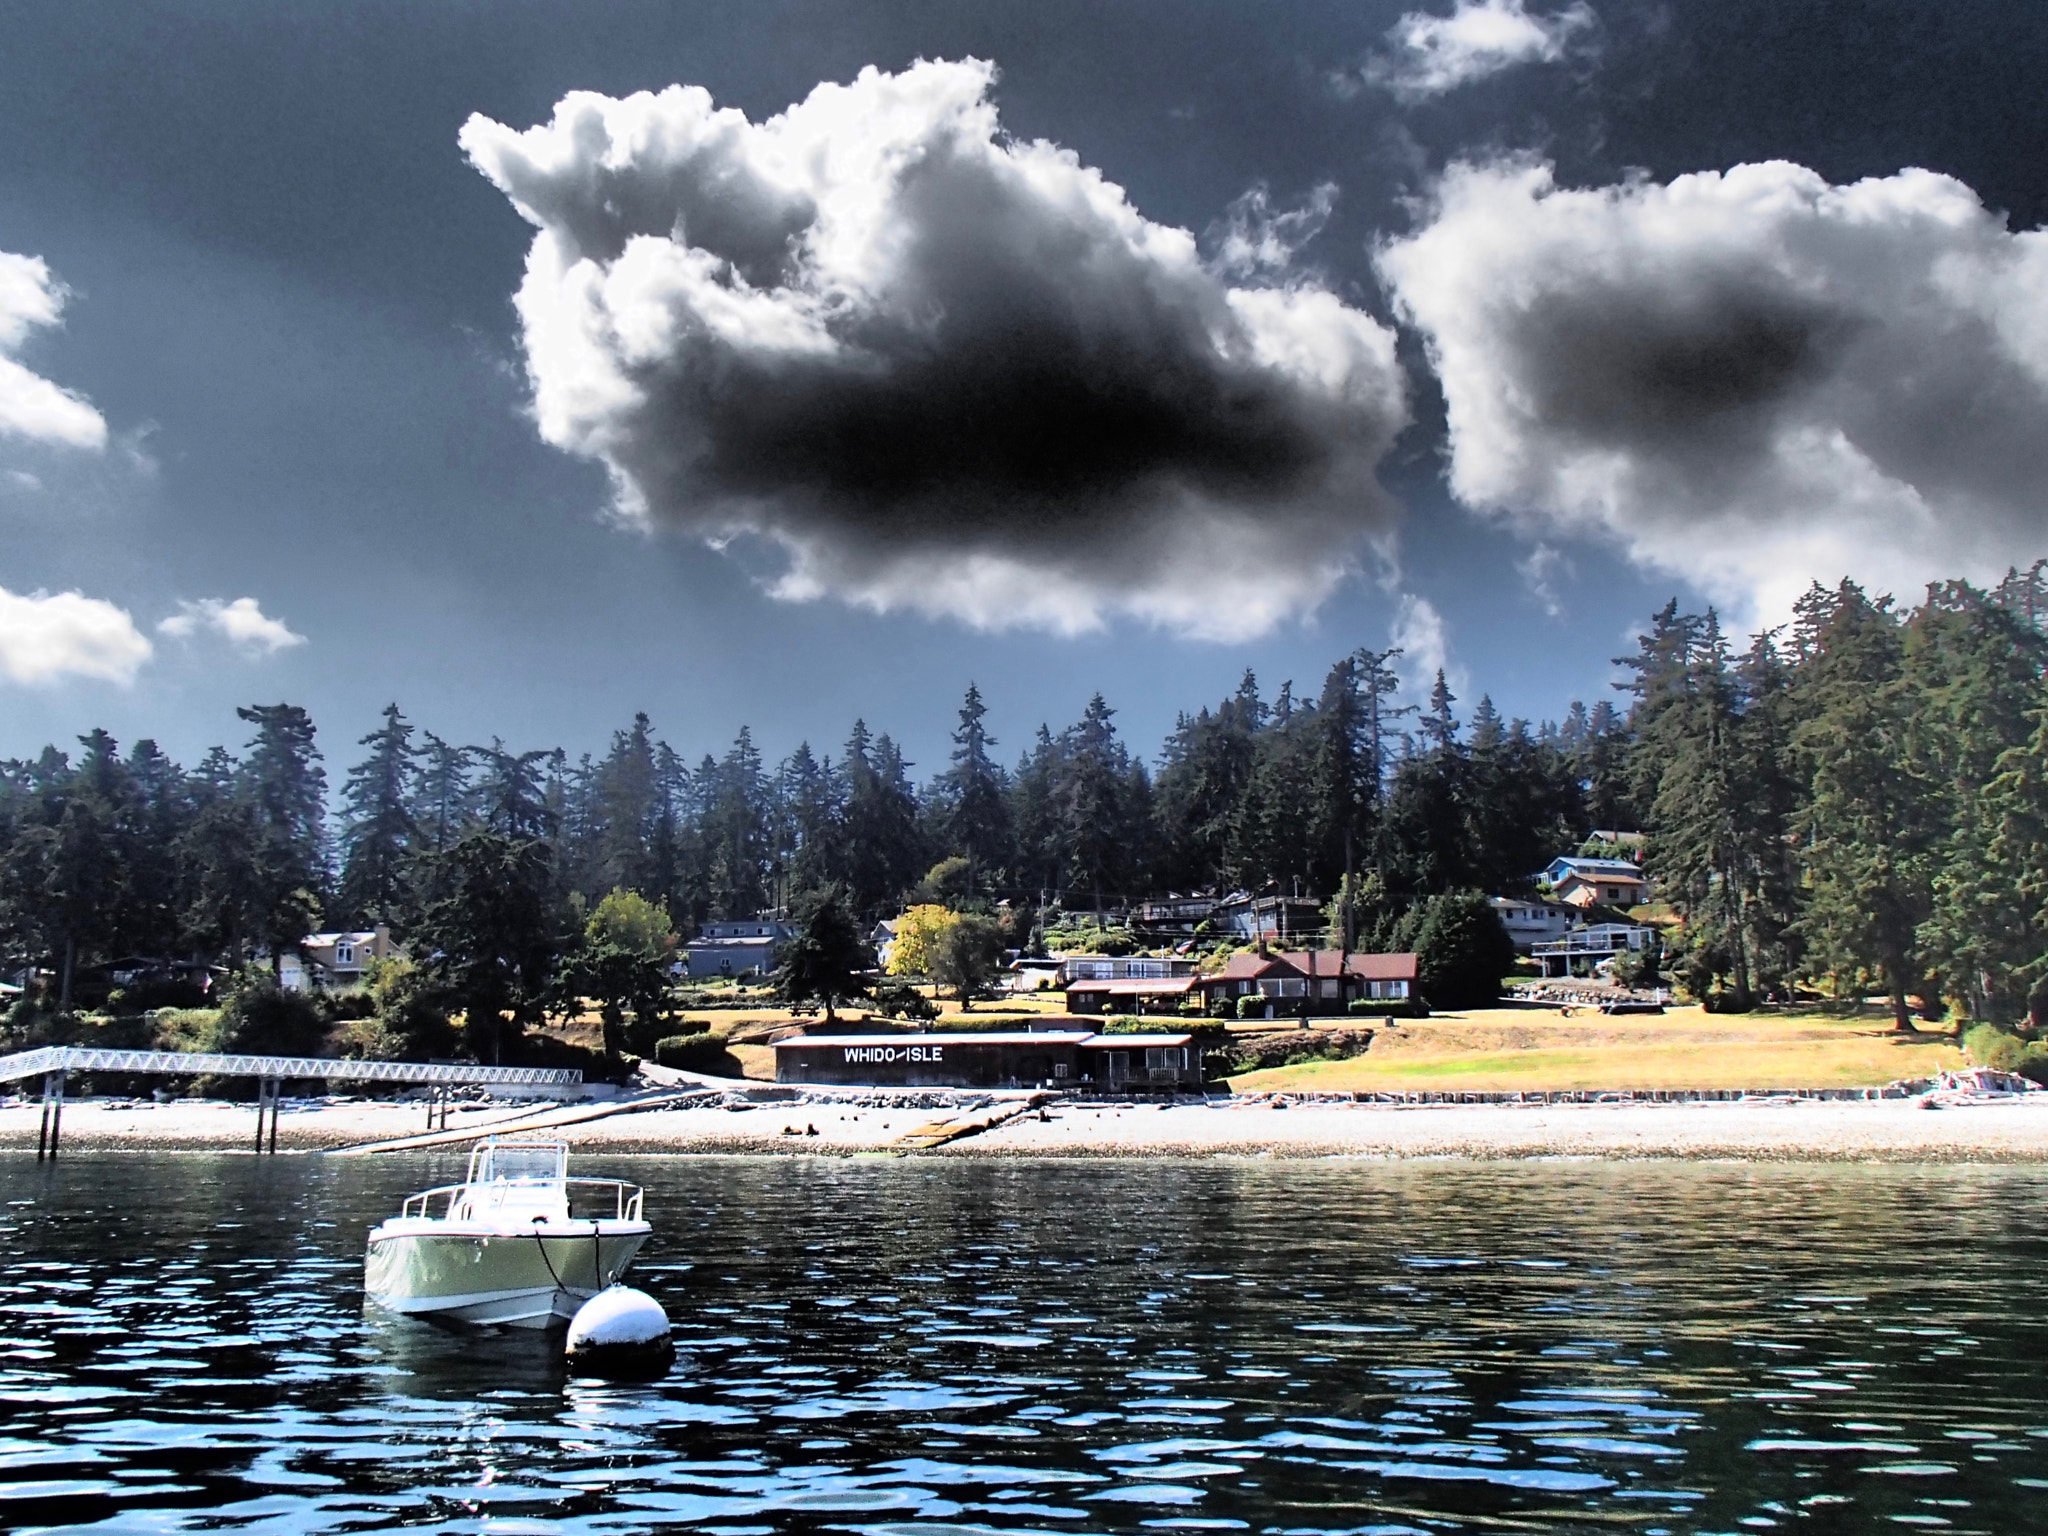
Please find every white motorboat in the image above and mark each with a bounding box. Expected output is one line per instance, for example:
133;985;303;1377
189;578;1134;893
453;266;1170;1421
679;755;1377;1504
364;1137;652;1328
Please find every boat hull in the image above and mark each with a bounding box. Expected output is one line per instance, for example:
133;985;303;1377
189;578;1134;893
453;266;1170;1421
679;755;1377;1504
365;1222;650;1328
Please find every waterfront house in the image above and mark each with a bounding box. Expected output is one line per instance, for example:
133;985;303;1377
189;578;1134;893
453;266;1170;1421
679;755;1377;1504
1529;922;1650;978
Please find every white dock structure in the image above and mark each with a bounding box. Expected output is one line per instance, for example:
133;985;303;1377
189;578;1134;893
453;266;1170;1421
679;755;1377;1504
0;1046;582;1159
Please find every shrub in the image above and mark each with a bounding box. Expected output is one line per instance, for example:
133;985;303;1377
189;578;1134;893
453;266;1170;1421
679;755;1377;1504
210;970;327;1057
2;997;72;1051
104;977;209;1015
1962;1023;2048;1085
327;1014;408;1061
509;1030;633;1085
362;957;457;1061
1213;1027;1374;1074
1235;993;1268;1019
655;1031;743;1077
150;1007;226;1052
1347;997;1429;1019
1965;1023;2028;1072
871;982;940;1022
1097;1015;1154;1033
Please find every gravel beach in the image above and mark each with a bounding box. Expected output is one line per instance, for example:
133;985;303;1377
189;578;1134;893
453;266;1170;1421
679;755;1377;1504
7;1091;2048;1161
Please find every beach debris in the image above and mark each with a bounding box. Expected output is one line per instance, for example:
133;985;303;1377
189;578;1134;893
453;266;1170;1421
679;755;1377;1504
1917;1067;2042;1109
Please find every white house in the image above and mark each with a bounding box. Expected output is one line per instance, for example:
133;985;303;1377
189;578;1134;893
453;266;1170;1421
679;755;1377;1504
1530;922;1651;978
1487;897;1575;953
279;928;395;993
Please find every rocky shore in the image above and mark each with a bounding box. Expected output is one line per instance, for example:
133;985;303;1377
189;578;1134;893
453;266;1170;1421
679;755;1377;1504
6;1087;2048;1162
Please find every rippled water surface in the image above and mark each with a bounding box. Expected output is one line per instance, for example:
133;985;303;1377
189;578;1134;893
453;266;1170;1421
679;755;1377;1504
2;1154;2045;1535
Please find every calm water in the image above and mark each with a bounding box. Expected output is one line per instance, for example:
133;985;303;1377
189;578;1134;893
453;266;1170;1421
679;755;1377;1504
1;1154;2045;1536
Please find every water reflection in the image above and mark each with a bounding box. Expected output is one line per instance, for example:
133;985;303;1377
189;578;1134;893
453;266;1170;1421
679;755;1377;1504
1;1154;2045;1534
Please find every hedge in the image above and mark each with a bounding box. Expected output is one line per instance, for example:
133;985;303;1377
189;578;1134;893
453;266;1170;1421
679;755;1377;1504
654;1031;743;1076
1346;997;1430;1019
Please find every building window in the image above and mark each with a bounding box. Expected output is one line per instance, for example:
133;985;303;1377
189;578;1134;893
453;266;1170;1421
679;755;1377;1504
1053;1062;1069;1079
336;943;354;965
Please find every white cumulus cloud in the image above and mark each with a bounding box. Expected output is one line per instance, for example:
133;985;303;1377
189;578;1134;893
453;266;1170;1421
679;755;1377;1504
462;58;1409;641
159;596;307;654
0;251;108;451
1378;158;2048;624
1367;0;1596;101
1391;592;1467;701
0;584;152;686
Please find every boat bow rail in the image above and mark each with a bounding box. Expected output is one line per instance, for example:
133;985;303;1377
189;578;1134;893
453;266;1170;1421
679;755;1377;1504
399;1178;645;1223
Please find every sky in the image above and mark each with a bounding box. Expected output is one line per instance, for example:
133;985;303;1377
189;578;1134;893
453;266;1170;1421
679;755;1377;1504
2;0;2044;779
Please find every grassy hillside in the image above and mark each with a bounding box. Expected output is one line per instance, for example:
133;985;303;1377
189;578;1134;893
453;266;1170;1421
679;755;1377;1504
1228;1005;1965;1093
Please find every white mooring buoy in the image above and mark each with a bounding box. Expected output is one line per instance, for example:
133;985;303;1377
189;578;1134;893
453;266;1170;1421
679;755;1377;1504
565;1287;675;1379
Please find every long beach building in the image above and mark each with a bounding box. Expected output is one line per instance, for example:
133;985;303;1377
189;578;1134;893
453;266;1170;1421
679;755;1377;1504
773;1029;1204;1092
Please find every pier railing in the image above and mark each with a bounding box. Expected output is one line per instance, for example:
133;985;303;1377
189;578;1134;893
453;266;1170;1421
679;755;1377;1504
0;1046;583;1160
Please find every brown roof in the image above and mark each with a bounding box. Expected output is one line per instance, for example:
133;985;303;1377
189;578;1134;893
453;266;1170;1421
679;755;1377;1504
1205;951;1305;983
1277;949;1418;980
1197;949;1418;985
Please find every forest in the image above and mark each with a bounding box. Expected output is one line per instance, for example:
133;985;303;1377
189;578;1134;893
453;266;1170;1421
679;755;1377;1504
3;567;2047;1057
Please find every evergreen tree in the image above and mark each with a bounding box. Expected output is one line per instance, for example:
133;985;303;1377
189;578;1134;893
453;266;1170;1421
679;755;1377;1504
337;703;419;929
1060;695;1138;913
235;704;328;972
935;684;1011;892
413;733;476;853
703;728;769;919
588;713;660;897
775;884;873;1021
414;829;564;1063
1792;584;1942;1030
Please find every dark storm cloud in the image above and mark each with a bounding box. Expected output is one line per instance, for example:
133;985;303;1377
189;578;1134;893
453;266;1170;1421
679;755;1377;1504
462;59;1409;639
1378;158;2048;622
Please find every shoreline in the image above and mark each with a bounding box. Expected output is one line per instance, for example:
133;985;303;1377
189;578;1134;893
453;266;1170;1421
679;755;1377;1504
6;1092;2048;1162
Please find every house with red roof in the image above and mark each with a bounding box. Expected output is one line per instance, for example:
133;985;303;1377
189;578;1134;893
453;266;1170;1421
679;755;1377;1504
1190;948;1419;1017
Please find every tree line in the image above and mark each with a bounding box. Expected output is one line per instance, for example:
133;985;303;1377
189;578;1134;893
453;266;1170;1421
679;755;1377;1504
4;563;2046;1045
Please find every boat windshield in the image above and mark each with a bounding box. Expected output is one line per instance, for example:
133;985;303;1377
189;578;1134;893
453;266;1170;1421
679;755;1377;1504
466;1140;567;1186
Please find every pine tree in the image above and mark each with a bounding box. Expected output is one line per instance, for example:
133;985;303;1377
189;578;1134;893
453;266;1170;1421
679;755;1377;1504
936;684;1011;892
588;713;660;897
1061;695;1135;914
337;703;419;929
236;704;328;972
704;728;769;920
1913;586;2048;1018
1793;584;1942;1030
